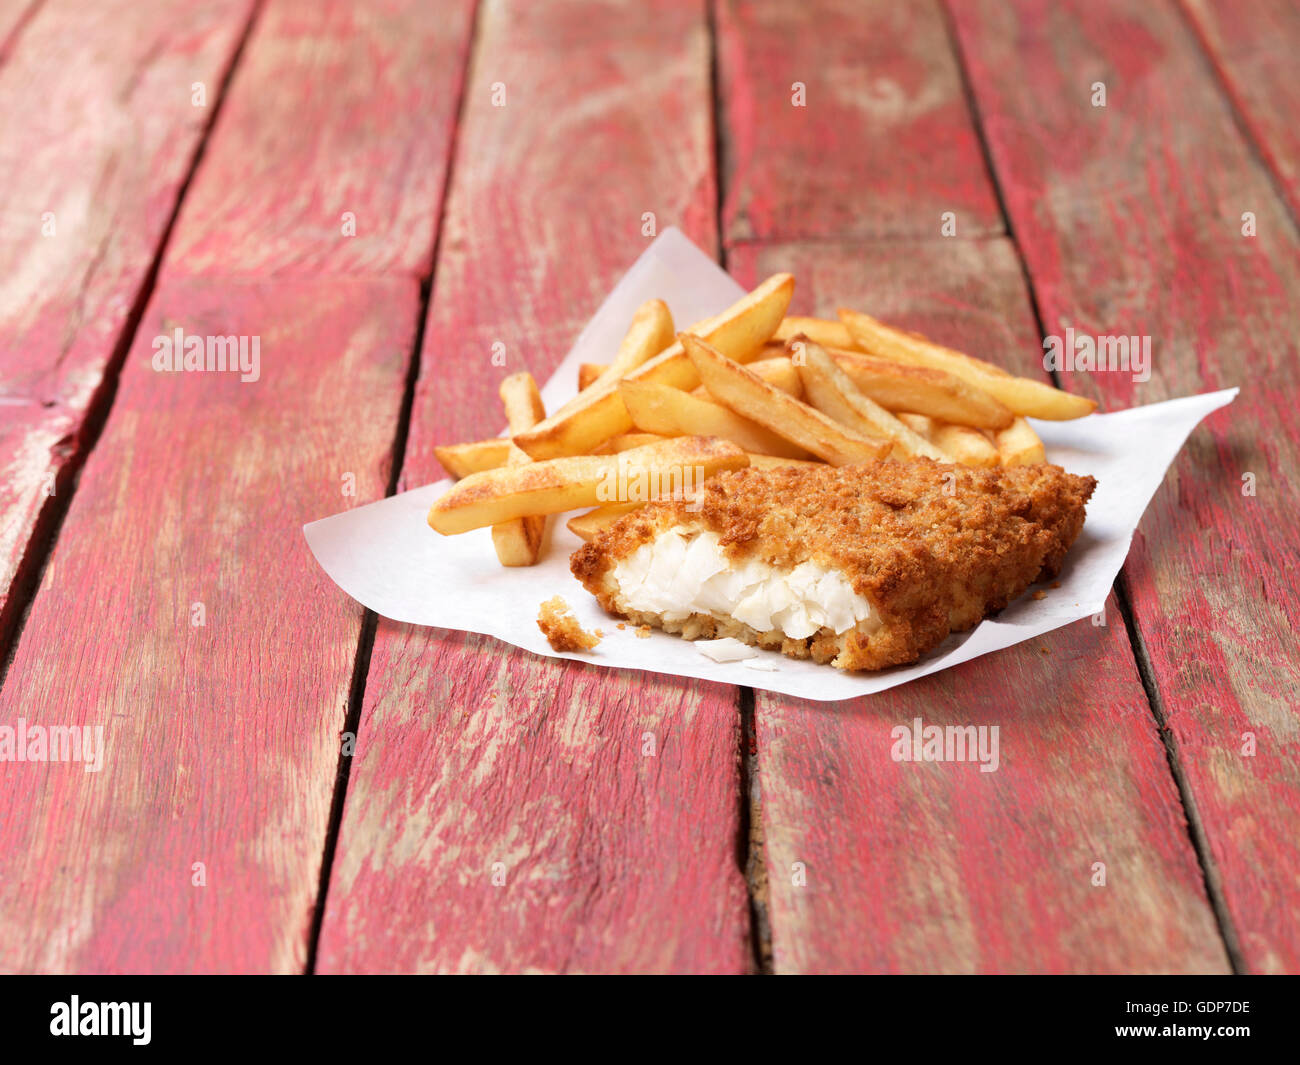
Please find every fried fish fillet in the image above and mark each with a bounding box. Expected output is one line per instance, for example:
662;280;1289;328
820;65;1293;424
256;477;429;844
570;460;1096;671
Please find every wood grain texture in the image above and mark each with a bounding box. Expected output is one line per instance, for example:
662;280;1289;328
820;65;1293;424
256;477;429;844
0;277;421;972
949;0;1300;972
0;0;255;655
406;0;718;486
716;0;1002;244
318;626;748;974
731;239;1227;972
0;0;40;57
163;0;477;278
315;0;752;974
1182;0;1300;222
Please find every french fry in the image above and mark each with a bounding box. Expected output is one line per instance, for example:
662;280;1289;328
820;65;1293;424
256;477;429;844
566;502;644;541
514;274;794;460
903;411;1014;467
683;334;891;467
554;299;674;412
743;355;803;397
900;412;998;466
840;309;1015;374
591;432;669;454
931;422;1000;467
578;363;605;391
498;371;545;430
509;379;634;462
608;298;675;377
774;316;857;350
429;436;748;534
594;346;806;408
838;309;1096;420
491;373;550;566
794;340;950;461
825;349;1013;429
995;417;1047;466
434;437;511;479
619;380;811;459
745;454;826;470
693;355;802;400
896;413;935;438
438;358;801;476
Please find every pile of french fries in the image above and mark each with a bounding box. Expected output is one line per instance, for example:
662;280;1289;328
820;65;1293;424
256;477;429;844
428;274;1096;565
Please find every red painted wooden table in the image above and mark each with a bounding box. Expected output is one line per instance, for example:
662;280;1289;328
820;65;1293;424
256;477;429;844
1;0;1295;974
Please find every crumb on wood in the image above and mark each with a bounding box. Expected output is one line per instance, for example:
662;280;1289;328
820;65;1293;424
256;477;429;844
635;625;651;639
1032;589;1047;600
1039;645;1051;655
537;596;601;653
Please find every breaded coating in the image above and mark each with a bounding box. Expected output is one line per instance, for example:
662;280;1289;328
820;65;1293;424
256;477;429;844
537;596;601;653
570;460;1095;671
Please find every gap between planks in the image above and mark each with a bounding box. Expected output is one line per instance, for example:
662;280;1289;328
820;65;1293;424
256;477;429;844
302;276;425;975
1114;572;1247;971
938;0;1245;972
303;0;484;974
0;0;267;690
708;0;770;973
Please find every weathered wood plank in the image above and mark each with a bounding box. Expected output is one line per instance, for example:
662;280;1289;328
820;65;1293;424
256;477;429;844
0;0;478;973
949;0;1300;973
163;0;477;278
315;0;752;974
402;1;719;489
715;0;1002;244
0;0;256;656
0;0;40;57
1182;0;1300;222
730;238;1228;973
0;276;421;972
319;626;748;974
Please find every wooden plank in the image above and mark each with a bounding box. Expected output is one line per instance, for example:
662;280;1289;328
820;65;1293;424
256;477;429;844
403;0;719;486
0;0;477;972
163;0;477;278
0;0;256;656
1182;0;1300;222
315;0;752;974
318;627;749;974
0;0;40;57
0;276;421;972
949;0;1300;973
730;238;1228;973
715;0;1002;244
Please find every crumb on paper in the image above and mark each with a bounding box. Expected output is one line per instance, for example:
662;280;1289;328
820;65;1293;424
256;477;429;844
635;625;651;639
1050;581;1061;589
742;657;779;672
695;637;760;663
537;596;601;653
616;622;626;630
1032;589;1047;600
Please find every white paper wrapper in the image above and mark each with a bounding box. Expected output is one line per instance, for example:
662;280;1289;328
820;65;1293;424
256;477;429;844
304;228;1237;701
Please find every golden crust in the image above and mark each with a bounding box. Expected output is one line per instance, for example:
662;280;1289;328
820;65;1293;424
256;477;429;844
570;460;1096;671
536;596;601;653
